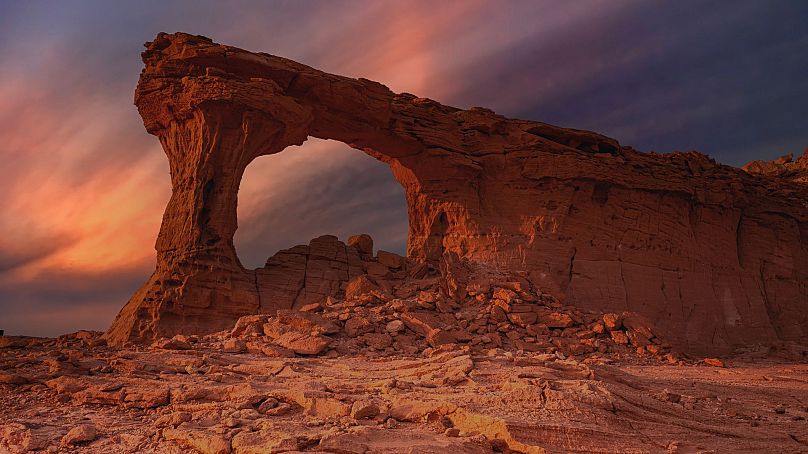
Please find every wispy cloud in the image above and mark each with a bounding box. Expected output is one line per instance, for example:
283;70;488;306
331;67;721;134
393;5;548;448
1;0;806;336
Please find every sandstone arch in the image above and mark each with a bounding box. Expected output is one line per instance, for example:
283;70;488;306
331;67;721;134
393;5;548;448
233;137;407;270
107;33;808;354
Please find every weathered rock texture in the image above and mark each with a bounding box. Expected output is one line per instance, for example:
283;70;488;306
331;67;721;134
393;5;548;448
743;149;808;184
107;32;808;354
5;330;808;454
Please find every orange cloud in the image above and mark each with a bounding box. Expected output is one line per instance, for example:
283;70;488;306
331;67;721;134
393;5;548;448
0;66;169;286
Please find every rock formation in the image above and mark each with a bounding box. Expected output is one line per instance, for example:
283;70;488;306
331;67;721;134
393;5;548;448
743;149;808;184
107;32;808;355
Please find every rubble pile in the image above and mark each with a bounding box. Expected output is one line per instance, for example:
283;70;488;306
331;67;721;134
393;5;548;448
220;239;676;364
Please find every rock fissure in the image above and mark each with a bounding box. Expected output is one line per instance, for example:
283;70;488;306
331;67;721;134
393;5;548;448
252;269;261;311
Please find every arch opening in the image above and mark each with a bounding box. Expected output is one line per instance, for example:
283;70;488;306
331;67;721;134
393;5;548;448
234;137;409;270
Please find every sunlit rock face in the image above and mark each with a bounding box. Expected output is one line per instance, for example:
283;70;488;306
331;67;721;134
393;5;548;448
106;32;808;354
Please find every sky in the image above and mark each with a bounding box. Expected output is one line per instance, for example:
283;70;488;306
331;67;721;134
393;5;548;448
1;0;807;337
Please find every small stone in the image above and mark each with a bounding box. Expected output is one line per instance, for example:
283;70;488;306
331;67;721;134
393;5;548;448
273;331;331;355
626;329;652;347
61;424;97;447
347;234;374;255
703;358;725;368
251;342;295;358
774;406;786;415
223;417;240;428
345;316;374;338
344;276;381;301
539;312;574;329
444;428;461;437
610;331;629;345
492;288;517;304
426;328;456;347
489;306;508;323
351;400;380;419
386;320;405;334
660;389;681;403
490;439;509;451
602;313;623;331
591;322;606;334
258;398;279;413
507;312;537;327
663;352;680;364
299;302;322;312
164;428;230;454
154;337;192;350
363;332;393;349
263;402;293;416
223;338;246;353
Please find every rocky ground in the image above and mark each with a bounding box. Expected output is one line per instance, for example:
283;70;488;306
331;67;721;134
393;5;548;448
2;335;808;453
3;253;808;453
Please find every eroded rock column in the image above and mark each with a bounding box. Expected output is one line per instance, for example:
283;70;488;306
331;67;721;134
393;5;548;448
107;103;309;342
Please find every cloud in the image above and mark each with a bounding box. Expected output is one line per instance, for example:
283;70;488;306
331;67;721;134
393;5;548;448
0;234;76;274
1;0;806;336
441;0;808;165
0;261;152;337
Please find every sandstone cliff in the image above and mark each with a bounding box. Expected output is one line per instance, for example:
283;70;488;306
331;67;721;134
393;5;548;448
106;32;808;355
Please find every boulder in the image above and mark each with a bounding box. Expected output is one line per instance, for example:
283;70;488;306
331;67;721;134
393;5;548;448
60;424;97;447
539;312;575;329
344;275;381;301
426;328;456;347
347;234;374;255
273;331;331;355
351;400;381;419
223;338;246;353
377;250;405;269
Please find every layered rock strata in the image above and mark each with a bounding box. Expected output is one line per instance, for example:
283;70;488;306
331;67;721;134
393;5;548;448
107;32;808;355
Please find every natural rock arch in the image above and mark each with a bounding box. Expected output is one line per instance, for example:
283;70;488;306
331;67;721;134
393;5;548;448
233;137;408;270
106;33;808;355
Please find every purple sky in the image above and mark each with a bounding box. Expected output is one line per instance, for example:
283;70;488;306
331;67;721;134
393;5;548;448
1;0;807;336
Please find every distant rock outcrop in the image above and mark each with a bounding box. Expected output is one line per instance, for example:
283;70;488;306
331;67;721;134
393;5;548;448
743;149;808;184
106;32;808;355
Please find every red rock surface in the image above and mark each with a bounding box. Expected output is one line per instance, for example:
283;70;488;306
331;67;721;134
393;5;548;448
743;149;808;184
107;32;808;356
3;323;808;453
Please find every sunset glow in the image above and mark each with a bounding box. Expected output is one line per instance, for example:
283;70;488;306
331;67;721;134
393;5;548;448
1;0;806;336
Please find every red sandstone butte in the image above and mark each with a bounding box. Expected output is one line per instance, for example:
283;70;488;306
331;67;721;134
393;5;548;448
106;32;808;355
